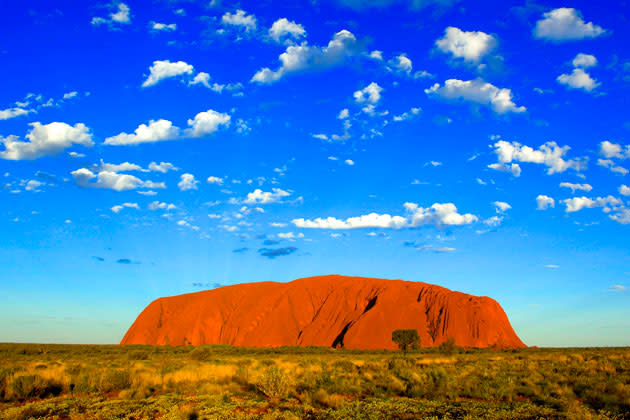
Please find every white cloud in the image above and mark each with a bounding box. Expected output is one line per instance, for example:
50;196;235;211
142;60;194;88
104;119;179;145
393;107;421;122
435;26;496;63
221;9;257;32
354;82;383;104
111;202;139;213
338;109;349;119
493;201;511;213
251;30;363;84
25;180;42;191
269;18;306;43
184;109;231;138
270;222;287;227
387;54;413;75
609;285;627;292
72;167;163;192
559;182;592;193
244;188;291;204
0;107;31;120
619;185;630;196
597;159;628;175
337;0;460;10
151;22;176;32
610;208;630;225
148;201;176;211
91;2;131;27
483;215;503;227
277;232;304;239
149;161;178;173
563;196;622;213
487;163;522;177
344;159;355;166
536;195;555;210
557;68;600;92
533;8;605;42
572;53;597;69
189;72;243;94
207;176;224;185
104;109;230;145
1;122;93;160
545;264;559;269
425;160;442;167
178;173;198;191
369;50;383;60
426;79;525;114
489;140;585;175
293;202;476;230
599;141;629;159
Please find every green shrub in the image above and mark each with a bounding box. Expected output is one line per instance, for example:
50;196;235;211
257;366;289;400
438;337;460;355
98;369;132;393
10;374;63;400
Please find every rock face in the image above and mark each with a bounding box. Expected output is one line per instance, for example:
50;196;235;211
121;275;525;349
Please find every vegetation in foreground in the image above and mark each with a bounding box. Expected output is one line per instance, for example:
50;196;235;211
0;343;629;419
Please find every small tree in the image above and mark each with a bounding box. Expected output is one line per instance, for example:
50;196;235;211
392;329;420;353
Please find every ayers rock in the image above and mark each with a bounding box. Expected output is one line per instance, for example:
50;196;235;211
121;275;525;349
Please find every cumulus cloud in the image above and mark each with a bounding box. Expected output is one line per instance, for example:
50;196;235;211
597;159;628;175
91;2;131;28
599;141;630;159
557;68;600;92
251;30;363;83
142;60;194;88
354;82;383;104
533;8;605;42
488;163;521;177
489;140;585;175
244;188;291;204
184;109;231;138
104;109;230;145
536;195;555;210
435;26;497;64
151;22;176;32
559;182;592;193
72;166;164;192
221;9;257;32
493;201;511;213
337;0;459;10
25;180;42;192
189;72;243;94
426;79;525;114
619;185;630;196
111;202;139;213
563;196;622;213
572;53;597;69
1;122;93;160
148;201;176;211
292;202;476;230
608;285;627;292
207;176;224;185
269;18;306;43
148;161;178;173
0;107;31;120
178;173;198;191
387;54;414;76
393;107;421;122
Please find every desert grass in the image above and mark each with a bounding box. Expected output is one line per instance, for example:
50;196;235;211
0;344;628;419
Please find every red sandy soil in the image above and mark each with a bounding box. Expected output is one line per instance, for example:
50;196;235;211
121;275;525;349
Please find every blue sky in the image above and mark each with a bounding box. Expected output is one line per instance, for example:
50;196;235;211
1;0;630;346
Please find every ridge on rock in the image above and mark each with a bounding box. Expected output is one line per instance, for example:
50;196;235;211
121;275;526;349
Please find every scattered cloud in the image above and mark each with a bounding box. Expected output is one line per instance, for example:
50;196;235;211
251;30;363;83
292;202;476;230
435;26;497;65
269;18;306;44
1;122;93;161
148;161;178;173
608;285;627;292
258;246;298;258
104;109;230;145
244;188;291;204
221;9;257;32
536;195;555;210
559;182;592;193
563;196;622;213
148;201;176;211
619;185;630;196
493;201;511;213
533;8;605;42
599;141;629;159
111;202;139;213
557;68;600;92
151;22;176;32
426;79;526;114
489;140;585;176
142;60;194;88
178;173;198;191
92;2;131;28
